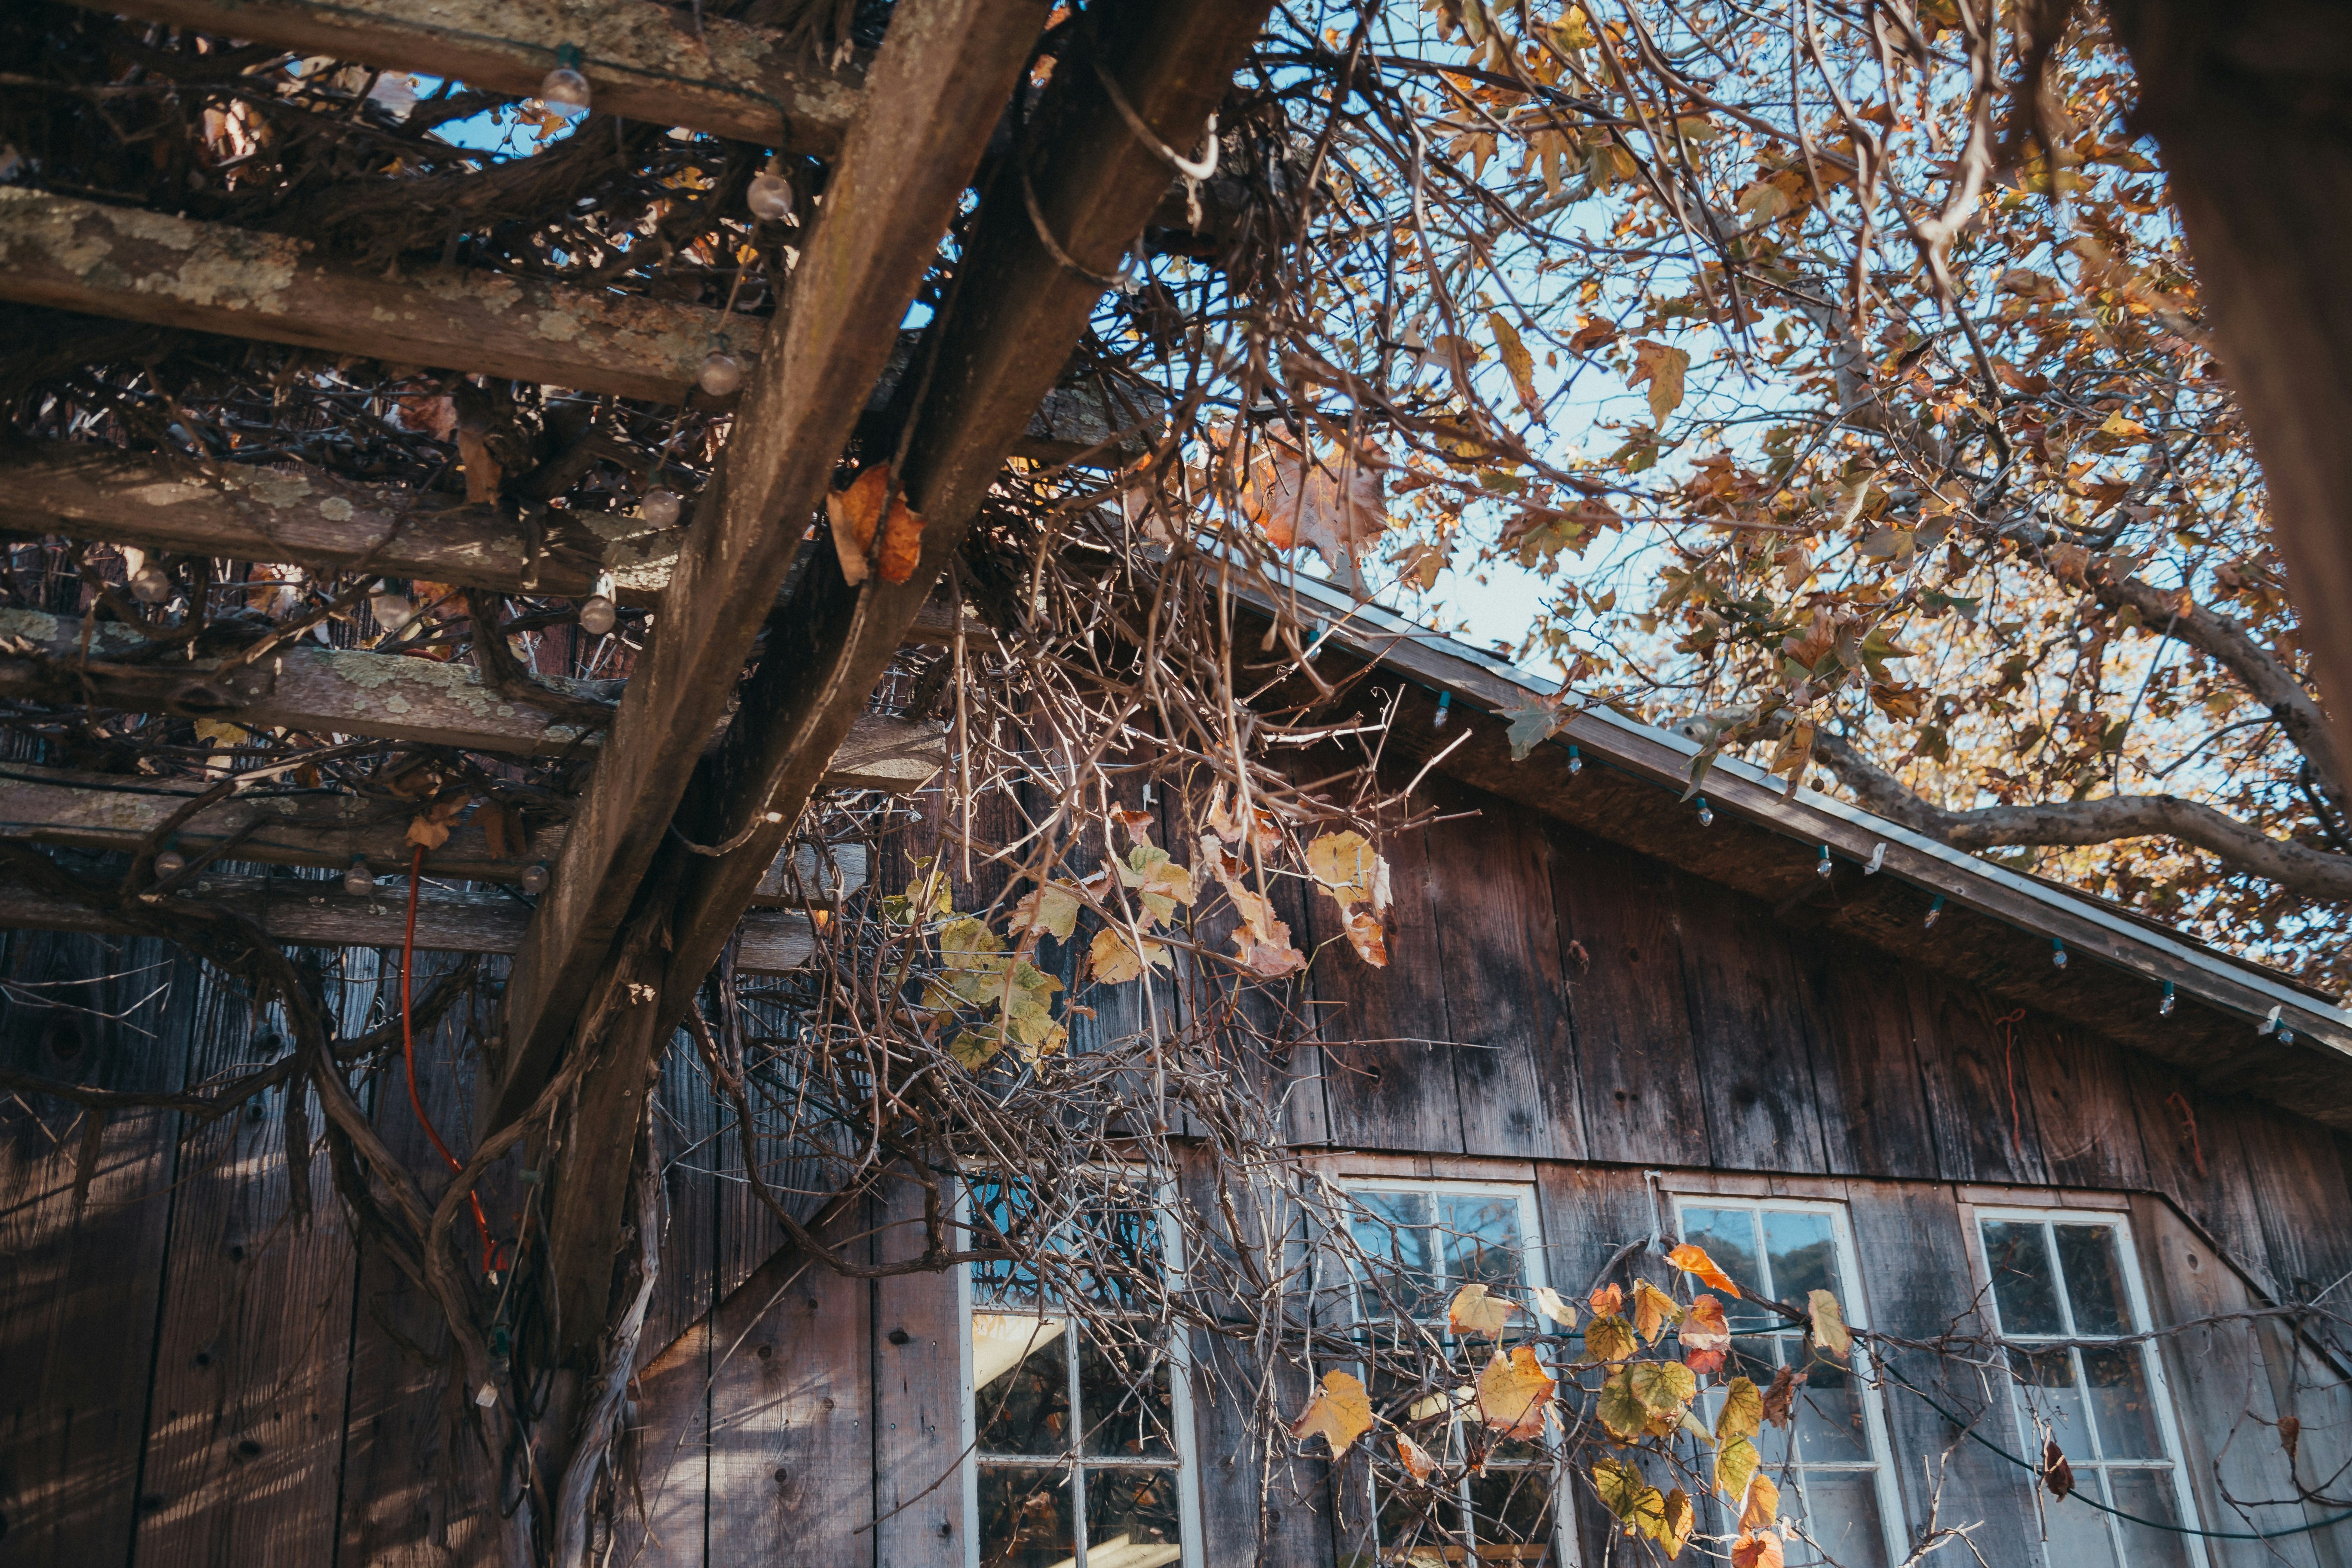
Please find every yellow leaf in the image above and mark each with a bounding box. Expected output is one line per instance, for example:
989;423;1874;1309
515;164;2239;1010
1808;1289;1853;1360
1632;1279;1683;1344
1742;1473;1781;1531
1396;1431;1439;1482
1666;1242;1744;1298
1531;1285;1577;1331
1715;1375;1763;1445
1628;340;1690;426
1628;1358;1697;1417
1680;1294;1731;1355
1306;830;1387;911
1475;1345;1556;1440
1291;1370;1375;1460
1660;1488;1697;1559
1207;850;1307;977
1490;311;1544;423
1592;1458;1661;1534
192;717;247;750
1089;926;1168;985
1011;882;1082;942
1715;1434;1761;1502
1596;1369;1647;1440
1583;1312;1637;1366
1448;1282;1518;1338
1549;5;1596;50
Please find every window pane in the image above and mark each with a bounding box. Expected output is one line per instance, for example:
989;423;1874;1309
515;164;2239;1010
1983;1222;2065;1336
2037;1484;2120;1568
2053;1224;2132;1338
1375;1479;1464;1565
975;1314;1071;1456
1682;1207;1769;1329
977;1465;1076;1568
1352;1191;1438;1319
1792;1358;1874;1464
1468;1464;1557;1562
1440;1194;1526;1301
1084;1466;1186;1567
1077;1331;1177;1459
2007;1347;2090;1455
2081;1347;2165;1460
1070;1189;1166;1311
1788;1469;1887;1568
2107;1469;2196;1568
972;1178;1054;1307
1763;1210;1840;1305
1717;1336;1793;1466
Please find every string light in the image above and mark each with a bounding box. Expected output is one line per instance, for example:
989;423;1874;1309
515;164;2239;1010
746;160;795;223
154;848;186;877
369;579;413;634
1566;744;1582;776
1924;894;1945;929
2051;938;2069;969
520;864;551;894
697;346;744;396
1695;797;1714;827
1815;845;1833;879
539;43;590;117
2159;980;2177;1017
640;487;682;527
579;570;619;635
130;563;173;603
344;857;375;896
1433;690;1450;728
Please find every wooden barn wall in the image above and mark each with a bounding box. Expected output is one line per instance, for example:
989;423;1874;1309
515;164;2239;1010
6;769;2352;1568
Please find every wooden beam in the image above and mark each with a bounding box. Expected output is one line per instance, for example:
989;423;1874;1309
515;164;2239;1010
0;605;946;777
73;0;862;156
0;870;817;971
654;0;1276;1025
0;763;868;903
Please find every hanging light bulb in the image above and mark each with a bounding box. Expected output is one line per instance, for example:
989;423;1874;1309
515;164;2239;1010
154;848;186;878
1695;797;1714;828
344;858;375;896
130;563;174;603
1924;894;1945;929
746;165;796;224
369;579;413;634
2159;980;2177;1018
640;487;683;527
1815;845;1834;879
1567;744;1583;776
578;570;618;635
520;863;551;895
539;44;590;118
2051;938;2069;969
1433;691;1451;729
698;350;744;396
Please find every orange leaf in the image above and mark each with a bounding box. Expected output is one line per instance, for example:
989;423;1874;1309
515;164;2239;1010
1731;1529;1784;1568
1341;907;1387;967
1475;1345;1556;1441
1292;1370;1375;1460
1679;1294;1731;1354
1742;1474;1780;1531
879;488;925;584
826;466;891;586
1396;1432;1439;1483
1240;426;1388;595
1667;1243;1743;1298
1589;1283;1625;1317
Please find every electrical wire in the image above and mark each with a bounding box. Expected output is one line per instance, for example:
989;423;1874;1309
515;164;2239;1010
402;843;499;1277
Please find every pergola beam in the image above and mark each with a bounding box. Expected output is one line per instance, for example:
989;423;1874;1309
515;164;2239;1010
72;0;863;155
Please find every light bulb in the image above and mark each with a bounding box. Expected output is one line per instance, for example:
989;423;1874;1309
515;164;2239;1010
369;580;413;633
2159;982;2177;1017
1433;692;1451;729
520;864;550;895
154;849;186;877
130;564;173;603
2052;940;2069;969
1815;849;1834;879
579;570;618;635
1924;894;1945;929
697;350;744;397
539;46;590;117
344;858;375;896
746;171;795;224
640;487;682;527
2280;1026;2297;1046
1695;798;1714;828
1567;746;1583;776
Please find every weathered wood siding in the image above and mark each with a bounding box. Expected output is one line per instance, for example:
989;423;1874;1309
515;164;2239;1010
3;773;2349;1568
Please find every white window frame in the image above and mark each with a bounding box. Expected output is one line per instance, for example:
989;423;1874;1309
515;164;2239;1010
1335;1176;1573;1567
1971;1205;2208;1568
1666;1192;1909;1568
954;1172;1205;1568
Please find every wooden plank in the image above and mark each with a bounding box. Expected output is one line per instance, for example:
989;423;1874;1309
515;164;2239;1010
2016;1016;2151;1193
1799;927;1941;1180
74;0;863;154
1671;870;1830;1173
0;606;946;776
2130;1193;2324;1567
1847;1179;2041;1568
0;872;818;974
1310;824;1463;1155
2235;1103;2352;1302
1905;967;2052;1187
0;189;736;404
131;967;360;1568
0;439;681;602
485;0;1045;1138
2121;1054;2280;1295
1544;824;1709;1166
872;1171;966;1568
0;933;193;1568
646;0;1274;1039
1420;784;1584;1160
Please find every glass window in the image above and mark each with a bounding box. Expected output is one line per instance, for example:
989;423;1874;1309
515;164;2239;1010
1342;1181;1561;1564
966;1175;1196;1568
1976;1213;2204;1568
1673;1198;1904;1568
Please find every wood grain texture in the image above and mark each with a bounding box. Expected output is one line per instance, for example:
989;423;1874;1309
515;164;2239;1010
1545;824;1709;1166
0;933;192;1568
1310;824;1463;1155
1907;967;2052;1187
1672;870;1829;1173
1800;927;1941;1179
870;1173;967;1568
1421;787;1583;1160
2018;1017;2151;1193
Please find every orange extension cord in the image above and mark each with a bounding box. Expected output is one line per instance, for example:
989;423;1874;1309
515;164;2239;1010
401;844;499;1277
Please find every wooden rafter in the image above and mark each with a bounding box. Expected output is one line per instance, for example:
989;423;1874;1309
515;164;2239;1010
72;0;864;154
